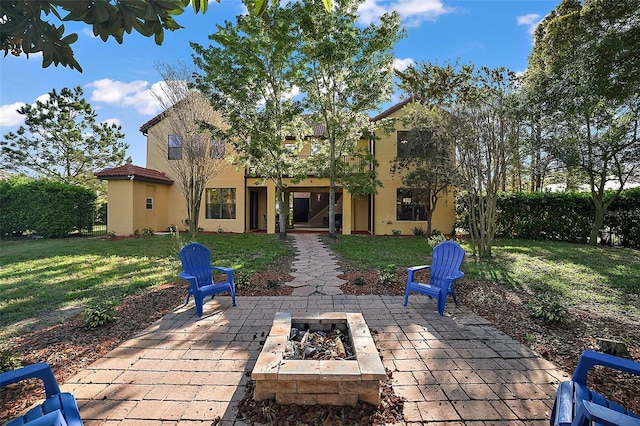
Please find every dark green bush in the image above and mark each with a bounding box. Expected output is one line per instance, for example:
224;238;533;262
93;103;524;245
83;300;117;329
0;177;97;238
526;293;569;324
456;188;639;247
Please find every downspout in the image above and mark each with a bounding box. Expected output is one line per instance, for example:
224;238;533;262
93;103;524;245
370;131;376;236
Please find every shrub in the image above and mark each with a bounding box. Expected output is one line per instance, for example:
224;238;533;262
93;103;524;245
391;229;401;236
0;177;97;238
235;271;252;290
377;264;397;286
412;226;426;237
83;300;117;329
142;227;154;236
526;293;569;324
352;276;367;286
267;279;281;289
427;232;446;248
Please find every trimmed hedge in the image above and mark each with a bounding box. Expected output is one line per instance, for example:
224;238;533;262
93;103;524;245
0;178;97;238
456;188;640;247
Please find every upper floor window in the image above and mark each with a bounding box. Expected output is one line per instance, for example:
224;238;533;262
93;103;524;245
397;130;432;159
168;134;183;160
397;188;426;221
206;188;236;219
146;198;153;210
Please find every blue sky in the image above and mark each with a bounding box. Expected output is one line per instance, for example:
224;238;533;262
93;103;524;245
0;0;559;168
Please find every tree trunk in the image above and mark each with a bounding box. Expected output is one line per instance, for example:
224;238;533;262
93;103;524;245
276;185;287;241
328;138;337;240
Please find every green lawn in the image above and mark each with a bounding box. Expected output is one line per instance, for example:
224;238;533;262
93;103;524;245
327;235;640;315
2;233;638;346
0;233;294;337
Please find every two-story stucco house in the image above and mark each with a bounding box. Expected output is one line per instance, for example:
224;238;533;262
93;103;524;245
96;98;456;236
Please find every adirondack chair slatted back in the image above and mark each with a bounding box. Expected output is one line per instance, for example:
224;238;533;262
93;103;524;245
430;241;466;288
179;243;212;289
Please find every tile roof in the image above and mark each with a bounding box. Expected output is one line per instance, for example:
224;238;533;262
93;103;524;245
95;164;174;185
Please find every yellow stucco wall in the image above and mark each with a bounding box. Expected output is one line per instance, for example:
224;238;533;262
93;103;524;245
145;117;247;234
372;107;456;236
106;180;134;236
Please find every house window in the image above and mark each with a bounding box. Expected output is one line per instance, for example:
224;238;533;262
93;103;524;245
146;198;153;209
397;130;431;158
168;134;183;160
206;188;236;219
210;139;225;159
396;188;426;221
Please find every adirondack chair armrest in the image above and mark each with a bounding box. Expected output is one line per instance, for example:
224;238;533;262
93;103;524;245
179;271;196;282
445;271;464;281
0;362;61;398
212;266;234;282
577;400;640;426
407;265;430;282
572;350;640;386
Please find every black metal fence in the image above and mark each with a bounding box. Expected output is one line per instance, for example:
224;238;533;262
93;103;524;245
77;204;108;237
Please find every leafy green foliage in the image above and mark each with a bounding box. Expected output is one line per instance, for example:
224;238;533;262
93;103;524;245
456;188;640;247
0;350;22;373
0;0;210;72
0;87;129;191
526;293;569;324
142;228;155;236
377;264;397;286
352;276;366;286
234;271;252;290
0;177;97;238
412;226;426;237
426;233;446;248
83;300;117;329
266;279;281;289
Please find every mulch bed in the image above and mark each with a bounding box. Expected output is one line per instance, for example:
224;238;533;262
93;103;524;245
2;258;639;422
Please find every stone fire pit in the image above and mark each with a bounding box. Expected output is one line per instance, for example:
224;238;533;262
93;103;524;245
252;312;386;406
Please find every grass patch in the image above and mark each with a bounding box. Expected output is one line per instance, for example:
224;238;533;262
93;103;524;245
0;234;294;337
327;236;640;315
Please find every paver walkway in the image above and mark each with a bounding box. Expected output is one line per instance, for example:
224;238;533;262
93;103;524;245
53;236;571;425
285;234;346;296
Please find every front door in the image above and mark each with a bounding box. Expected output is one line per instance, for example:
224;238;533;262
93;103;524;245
249;191;259;230
293;198;310;223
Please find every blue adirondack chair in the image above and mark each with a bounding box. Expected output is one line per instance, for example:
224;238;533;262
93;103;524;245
550;350;640;426
0;362;83;426
403;240;465;316
179;242;236;317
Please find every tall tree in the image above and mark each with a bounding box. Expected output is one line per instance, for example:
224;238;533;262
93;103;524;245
192;3;308;240
524;0;640;244
294;0;404;238
389;101;458;236
151;62;228;238
398;63;520;258
1;86;129;191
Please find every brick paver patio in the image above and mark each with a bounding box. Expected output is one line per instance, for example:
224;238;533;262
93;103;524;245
62;295;569;425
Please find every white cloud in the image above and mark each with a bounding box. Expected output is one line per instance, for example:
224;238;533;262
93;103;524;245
394;57;414;71
85;79;162;115
359;0;452;27
517;13;541;35
0;102;26;127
